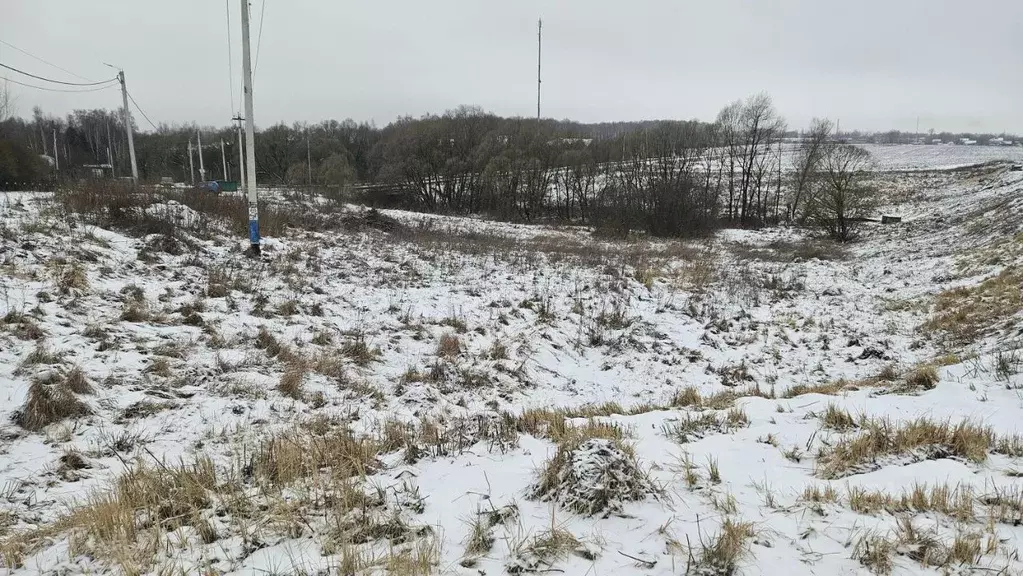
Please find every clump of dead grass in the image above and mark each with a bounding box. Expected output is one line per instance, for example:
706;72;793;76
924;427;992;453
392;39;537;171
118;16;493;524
662;408;748;443
817;417;1023;479
530;422;657;517
685;517;756;576
669;384;775;410
54;262;89;294
436;332;462;358
277;361;308;400
848;483;975;521
902;365;939;391
507;526;594;574
819;404;858;431
14;378;92;431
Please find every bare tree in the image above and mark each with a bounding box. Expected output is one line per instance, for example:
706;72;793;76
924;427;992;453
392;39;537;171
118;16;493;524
806;144;875;241
0;81;15;138
0;81;12;122
789;118;833;221
716;94;785;226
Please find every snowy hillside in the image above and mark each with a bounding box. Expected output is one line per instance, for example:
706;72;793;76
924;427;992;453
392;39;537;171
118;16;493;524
1;161;1023;575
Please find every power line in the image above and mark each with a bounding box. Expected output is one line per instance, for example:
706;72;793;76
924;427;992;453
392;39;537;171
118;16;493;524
0;61;115;86
253;0;267;76
0;75;117;93
0;39;95;82
126;89;159;131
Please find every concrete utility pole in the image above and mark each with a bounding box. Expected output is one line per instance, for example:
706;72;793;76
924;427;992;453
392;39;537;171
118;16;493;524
106;122;116;177
537;19;542;122
233;115;245;190
52;129;59;173
241;0;260;254
306;128;312;185
188;140;196;183
197;130;206;182
116;70;139;181
221;139;228;180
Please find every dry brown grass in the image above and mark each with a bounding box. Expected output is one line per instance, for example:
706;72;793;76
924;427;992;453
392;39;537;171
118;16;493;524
53;262;89;294
854;533;894;574
819;404;858;431
853;518;996;574
507;526;591;573
1;415;455;572
662;408;748;443
119;300;150;323
902;365;939;391
250;428;380;487
923;267;1022;346
512;406;628;443
15;378;91;431
436;332;462;358
847;483;975;521
669;383;775;410
277;362;307;400
687;517;756;576
817;417;1023;479
62;366;93;395
802;484;841;505
783;379;852;398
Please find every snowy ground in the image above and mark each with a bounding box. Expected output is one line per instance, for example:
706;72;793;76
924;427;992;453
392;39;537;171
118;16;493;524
1;159;1023;575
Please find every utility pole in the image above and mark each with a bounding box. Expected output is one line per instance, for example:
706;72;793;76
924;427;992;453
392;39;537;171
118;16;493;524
116;70;139;181
106;122;116;177
52;129;59;173
196;129;206;182
221;139;228;180
537;19;542;122
306;128;312;185
241;0;260;255
233;114;246;190
188;140;196;184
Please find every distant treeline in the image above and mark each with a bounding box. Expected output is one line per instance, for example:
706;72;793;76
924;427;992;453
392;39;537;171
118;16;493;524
0;94;983;237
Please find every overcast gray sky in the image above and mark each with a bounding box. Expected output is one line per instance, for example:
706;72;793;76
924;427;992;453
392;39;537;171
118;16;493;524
3;0;1021;133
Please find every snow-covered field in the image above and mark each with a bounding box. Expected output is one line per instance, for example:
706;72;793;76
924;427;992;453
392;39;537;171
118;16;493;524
856;144;1023;171
1;156;1023;575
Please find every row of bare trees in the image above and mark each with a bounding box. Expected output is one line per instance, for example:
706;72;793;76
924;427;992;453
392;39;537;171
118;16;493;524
372;95;816;237
2;88;876;239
